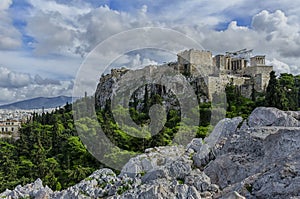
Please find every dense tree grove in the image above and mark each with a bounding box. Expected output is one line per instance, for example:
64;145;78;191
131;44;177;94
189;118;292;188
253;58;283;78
0;103;102;192
265;72;300;111
1;71;300;192
225;71;300;118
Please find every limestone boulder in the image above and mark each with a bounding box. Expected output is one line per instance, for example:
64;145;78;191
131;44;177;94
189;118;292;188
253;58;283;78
204;117;243;147
204;124;300;198
247;107;300;127
120;145;185;178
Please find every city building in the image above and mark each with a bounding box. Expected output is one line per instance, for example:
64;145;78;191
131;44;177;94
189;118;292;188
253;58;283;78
0;120;21;135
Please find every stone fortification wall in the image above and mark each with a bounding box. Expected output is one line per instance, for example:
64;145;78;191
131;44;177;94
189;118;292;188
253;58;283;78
244;65;273;92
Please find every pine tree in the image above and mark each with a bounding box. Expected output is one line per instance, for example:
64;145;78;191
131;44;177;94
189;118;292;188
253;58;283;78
265;71;279;107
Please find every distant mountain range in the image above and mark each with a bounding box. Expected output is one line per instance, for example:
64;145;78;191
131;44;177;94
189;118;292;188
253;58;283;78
0;96;74;110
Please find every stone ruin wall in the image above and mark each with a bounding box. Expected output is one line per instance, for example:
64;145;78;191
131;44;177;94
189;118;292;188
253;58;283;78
205;75;252;100
189;50;214;76
177;49;214;76
244;65;273;92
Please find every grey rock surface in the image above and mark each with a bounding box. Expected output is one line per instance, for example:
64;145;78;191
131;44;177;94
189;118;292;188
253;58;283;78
120;145;186;178
247;107;300;127
204;116;243;147
206;108;300;198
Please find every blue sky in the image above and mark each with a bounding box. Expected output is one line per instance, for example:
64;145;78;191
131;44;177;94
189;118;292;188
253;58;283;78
0;0;300;104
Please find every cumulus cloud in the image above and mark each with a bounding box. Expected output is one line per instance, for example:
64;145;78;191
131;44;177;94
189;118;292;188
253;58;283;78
0;0;22;50
0;67;73;105
266;58;291;75
34;74;61;85
0;67;31;88
200;21;259;53
191;9;300;75
25;1;160;57
22;0;88;55
251;10;300;74
117;53;159;70
251;10;300;58
252;10;288;33
80;6;133;53
0;0;12;10
0;88;16;102
0;50;81;81
23;0;300;74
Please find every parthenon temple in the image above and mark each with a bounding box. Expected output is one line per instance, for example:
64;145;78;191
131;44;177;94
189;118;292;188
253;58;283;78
175;49;273;99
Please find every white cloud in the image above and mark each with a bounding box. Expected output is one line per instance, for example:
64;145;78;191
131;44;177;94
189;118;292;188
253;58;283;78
266;58;291;75
188;9;300;75
4;0;299;65
27;11;76;55
117;54;159;70
0;0;12;10
28;0;91;17
80;6;133;52
251;10;300;58
252;10;288;33
25;0;92;56
0;0;22;50
0;66;73;104
0;51;81;79
139;5;147;17
195;21;259;54
250;1;300;17
0;67;31;88
148;0;245;26
34;74;61;85
25;1;160;57
0;88;16;102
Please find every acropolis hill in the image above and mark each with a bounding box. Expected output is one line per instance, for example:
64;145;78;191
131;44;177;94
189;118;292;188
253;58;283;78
97;48;273;105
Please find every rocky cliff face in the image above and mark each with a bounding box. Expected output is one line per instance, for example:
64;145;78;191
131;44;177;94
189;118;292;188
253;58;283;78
95;65;209;111
2;107;300;199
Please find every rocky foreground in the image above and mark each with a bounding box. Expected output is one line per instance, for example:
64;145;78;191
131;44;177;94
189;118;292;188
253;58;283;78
1;107;300;199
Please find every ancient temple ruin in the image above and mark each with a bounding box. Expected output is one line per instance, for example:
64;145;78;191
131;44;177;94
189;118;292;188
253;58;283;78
176;49;273;99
